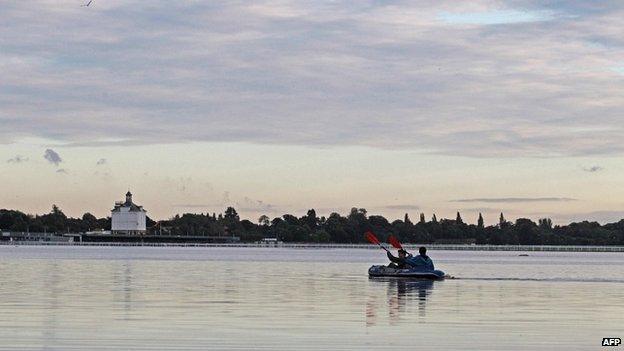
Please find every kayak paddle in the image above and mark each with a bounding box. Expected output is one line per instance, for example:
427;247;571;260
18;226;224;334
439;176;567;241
388;235;403;250
365;231;389;252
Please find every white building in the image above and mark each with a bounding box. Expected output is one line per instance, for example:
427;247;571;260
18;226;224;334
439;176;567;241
111;191;147;235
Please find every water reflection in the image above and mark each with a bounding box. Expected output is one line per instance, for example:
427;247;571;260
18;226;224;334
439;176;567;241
367;278;436;326
1;248;623;350
42;262;60;350
112;261;134;319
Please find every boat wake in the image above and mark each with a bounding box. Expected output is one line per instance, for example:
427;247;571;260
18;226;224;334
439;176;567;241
451;277;624;283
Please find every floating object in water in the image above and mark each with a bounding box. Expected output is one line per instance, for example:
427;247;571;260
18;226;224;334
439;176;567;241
368;265;445;279
518;254;529;256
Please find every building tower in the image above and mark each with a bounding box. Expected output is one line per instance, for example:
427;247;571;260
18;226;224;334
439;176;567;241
111;191;147;235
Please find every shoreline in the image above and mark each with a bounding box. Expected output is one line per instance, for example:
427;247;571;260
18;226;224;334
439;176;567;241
1;241;623;252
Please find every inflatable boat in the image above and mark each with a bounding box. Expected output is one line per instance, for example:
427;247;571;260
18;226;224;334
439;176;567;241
368;265;445;279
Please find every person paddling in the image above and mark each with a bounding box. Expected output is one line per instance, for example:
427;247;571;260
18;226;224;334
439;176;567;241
411;247;435;270
387;246;435;271
387;249;411;269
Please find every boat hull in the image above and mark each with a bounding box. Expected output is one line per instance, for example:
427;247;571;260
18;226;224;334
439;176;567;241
368;265;445;279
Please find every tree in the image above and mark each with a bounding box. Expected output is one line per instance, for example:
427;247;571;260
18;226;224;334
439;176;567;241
539;218;552;230
516;218;539;245
310;229;330;243
3;203;624;245
224;207;239;221
43;205;68;232
258;215;270;226
82;212;97;222
499;212;507;228
404;213;411;225
82;212;98;231
51;205;65;217
475;213;486;244
282;214;299;226
304;209;318;229
348;207;367;221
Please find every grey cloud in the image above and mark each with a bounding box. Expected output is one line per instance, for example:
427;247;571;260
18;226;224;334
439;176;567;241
2;2;624;157
453;197;577;203
582;165;603;172
176;177;192;193
384;205;420;210
221;191;231;205
539;210;624;225
94;170;112;179
96;158;107;165
7;155;28;163
162;176;208;194
43;149;62;166
459;207;504;212
236;197;277;213
172;204;213;209
172;194;277;213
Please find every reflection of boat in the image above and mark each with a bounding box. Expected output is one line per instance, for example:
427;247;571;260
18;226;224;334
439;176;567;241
366;277;437;325
393;279;435;300
368;265;445;279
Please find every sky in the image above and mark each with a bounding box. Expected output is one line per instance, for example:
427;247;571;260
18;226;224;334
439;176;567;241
1;1;624;224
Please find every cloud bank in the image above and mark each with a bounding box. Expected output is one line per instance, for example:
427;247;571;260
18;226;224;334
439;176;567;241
453;197;577;203
582;165;603;172
384;204;420;210
2;1;624;157
6;155;28;163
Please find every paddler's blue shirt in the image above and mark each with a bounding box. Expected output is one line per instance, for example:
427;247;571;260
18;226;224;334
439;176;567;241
405;254;435;271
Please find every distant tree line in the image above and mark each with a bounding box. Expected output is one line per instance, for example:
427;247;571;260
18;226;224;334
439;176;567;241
2;206;624;245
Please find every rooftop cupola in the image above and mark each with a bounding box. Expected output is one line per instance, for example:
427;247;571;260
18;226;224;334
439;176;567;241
125;191;132;204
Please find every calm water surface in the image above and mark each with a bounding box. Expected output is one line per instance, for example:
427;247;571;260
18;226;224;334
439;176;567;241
0;246;622;350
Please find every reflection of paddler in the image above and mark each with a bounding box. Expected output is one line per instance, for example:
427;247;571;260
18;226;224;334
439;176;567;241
395;279;434;300
388;279;436;321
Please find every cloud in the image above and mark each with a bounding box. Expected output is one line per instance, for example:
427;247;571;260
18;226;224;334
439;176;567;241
96;158;107;165
236;197;277;213
438;9;556;25
459;207;504;213
582;165;603;172
172;204;214;209
453;197;577;203
43;149;62;166
2;2;624;157
221;191;231;205
94;170;112;179
383;204;420;210
6;155;28;163
541;211;624;225
172;194;277;214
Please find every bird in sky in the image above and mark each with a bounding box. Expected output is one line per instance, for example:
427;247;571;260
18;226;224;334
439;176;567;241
81;0;93;7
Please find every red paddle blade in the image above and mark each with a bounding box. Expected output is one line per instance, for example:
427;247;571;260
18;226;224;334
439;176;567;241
388;235;403;250
365;231;380;245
